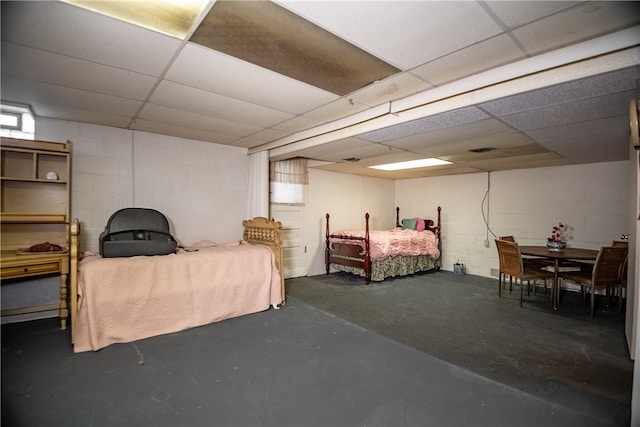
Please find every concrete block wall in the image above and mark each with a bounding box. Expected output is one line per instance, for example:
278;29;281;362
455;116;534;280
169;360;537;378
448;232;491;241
305;168;396;277
37;118;249;253
396;161;631;278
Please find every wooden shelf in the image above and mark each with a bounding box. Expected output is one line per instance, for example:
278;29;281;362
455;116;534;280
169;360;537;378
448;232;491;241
0;137;72;329
0;213;68;224
1;177;68;184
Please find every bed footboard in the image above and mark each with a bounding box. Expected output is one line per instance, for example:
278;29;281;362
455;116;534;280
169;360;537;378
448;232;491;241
242;217;285;302
326;212;372;284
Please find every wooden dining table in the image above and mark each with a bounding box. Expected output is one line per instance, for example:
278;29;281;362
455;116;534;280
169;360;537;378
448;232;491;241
519;246;599;310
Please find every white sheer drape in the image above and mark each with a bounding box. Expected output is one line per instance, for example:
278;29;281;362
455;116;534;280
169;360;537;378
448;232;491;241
270;158;309;184
247;151;269;219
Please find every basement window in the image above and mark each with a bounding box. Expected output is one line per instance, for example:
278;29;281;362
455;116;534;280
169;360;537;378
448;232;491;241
0;103;35;140
270;158;308;205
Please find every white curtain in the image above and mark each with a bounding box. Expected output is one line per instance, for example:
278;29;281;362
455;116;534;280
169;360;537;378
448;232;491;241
247;151;269;219
270;158;308;205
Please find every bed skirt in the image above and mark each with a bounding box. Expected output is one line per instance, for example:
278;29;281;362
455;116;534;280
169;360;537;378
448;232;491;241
332;254;440;282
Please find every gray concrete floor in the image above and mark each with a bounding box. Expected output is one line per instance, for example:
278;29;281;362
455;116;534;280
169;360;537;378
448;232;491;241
287;271;633;426
1;270;632;426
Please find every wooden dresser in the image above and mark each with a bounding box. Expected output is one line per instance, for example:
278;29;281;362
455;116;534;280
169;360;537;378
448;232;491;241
1;137;71;329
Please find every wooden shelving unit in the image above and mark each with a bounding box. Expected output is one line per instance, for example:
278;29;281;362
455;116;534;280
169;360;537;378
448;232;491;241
1;137;72;328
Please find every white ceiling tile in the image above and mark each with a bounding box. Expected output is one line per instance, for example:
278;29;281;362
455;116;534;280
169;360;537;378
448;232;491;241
537;130;629;164
233;129;290;150
348;72;433;107
131;119;240;145
1;74;143;117
382;118;516;151
411;34;526;86
461;153;569;171
480;67;639;115
301;98;370;123
360;107;490;142
513;2;640;55
138;103;262;137
485;1;580;29
166;43;339;114
294;139;396;163
30;102;132;129
441;143;546;163
279;1;503;69
1;1;181;75
525;116;628;143
271;116;324;133
1;42;157;100
151;80;294;128
414;133;540;158
498;90;636;131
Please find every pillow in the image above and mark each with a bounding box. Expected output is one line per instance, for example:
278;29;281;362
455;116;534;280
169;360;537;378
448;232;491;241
402;218;417;230
415;217;426;232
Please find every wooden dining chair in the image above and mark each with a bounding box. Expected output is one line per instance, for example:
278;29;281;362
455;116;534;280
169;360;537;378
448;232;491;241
495;239;554;307
498;235;553;294
497;236;516;294
559;245;628;317
611;241;629;310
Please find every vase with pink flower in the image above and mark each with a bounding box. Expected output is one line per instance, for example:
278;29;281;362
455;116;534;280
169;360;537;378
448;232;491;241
547;222;569;252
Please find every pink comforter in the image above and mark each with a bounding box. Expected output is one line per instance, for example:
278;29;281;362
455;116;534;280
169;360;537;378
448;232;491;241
330;228;440;261
74;243;282;352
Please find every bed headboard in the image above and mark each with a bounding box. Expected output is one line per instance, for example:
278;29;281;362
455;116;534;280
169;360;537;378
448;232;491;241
242;217;285;302
395;206;441;235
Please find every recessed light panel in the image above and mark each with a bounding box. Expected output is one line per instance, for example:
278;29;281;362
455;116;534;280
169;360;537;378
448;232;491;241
62;0;209;39
369;158;452;171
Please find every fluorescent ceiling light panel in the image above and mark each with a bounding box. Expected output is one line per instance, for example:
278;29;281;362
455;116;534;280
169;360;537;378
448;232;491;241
369;158;452;171
62;0;209;39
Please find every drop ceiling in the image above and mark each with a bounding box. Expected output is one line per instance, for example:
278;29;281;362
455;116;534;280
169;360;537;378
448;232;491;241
1;1;639;180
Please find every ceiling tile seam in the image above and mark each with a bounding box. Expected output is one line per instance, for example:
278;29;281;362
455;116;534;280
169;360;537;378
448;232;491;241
399;4;553;88
250;103;392;153
0;50;161;111
391;28;640;115
125;1;217;130
477;1;530;58
0;41;164;95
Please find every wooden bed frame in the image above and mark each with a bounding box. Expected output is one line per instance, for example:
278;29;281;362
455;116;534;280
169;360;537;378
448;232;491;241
68;216;284;344
325;206;442;284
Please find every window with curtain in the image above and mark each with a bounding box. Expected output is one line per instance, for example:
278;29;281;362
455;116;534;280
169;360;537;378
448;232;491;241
270;158;308;205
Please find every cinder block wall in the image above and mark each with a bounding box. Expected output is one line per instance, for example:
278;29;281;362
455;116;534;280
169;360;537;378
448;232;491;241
37;118;250;253
395;162;630;278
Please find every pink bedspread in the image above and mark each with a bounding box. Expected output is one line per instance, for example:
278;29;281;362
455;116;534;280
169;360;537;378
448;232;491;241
330;228;440;261
74;243;282;352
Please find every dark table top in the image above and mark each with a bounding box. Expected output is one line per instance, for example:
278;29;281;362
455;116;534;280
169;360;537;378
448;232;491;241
519;245;599;260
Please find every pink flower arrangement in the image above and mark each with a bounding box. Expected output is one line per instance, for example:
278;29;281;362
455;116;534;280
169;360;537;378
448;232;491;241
549;222;569;243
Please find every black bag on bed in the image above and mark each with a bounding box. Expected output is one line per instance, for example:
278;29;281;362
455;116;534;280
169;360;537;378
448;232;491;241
99;208;177;258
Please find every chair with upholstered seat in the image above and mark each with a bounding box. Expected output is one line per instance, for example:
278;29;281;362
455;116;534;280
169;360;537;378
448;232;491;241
559;245;628;317
495;239;554;307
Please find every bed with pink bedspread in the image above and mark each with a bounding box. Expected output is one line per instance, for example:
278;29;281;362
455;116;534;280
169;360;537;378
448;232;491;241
69;217;284;352
325;207;441;283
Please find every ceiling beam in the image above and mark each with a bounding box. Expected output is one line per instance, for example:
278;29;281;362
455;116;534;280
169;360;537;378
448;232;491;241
250;26;640;160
